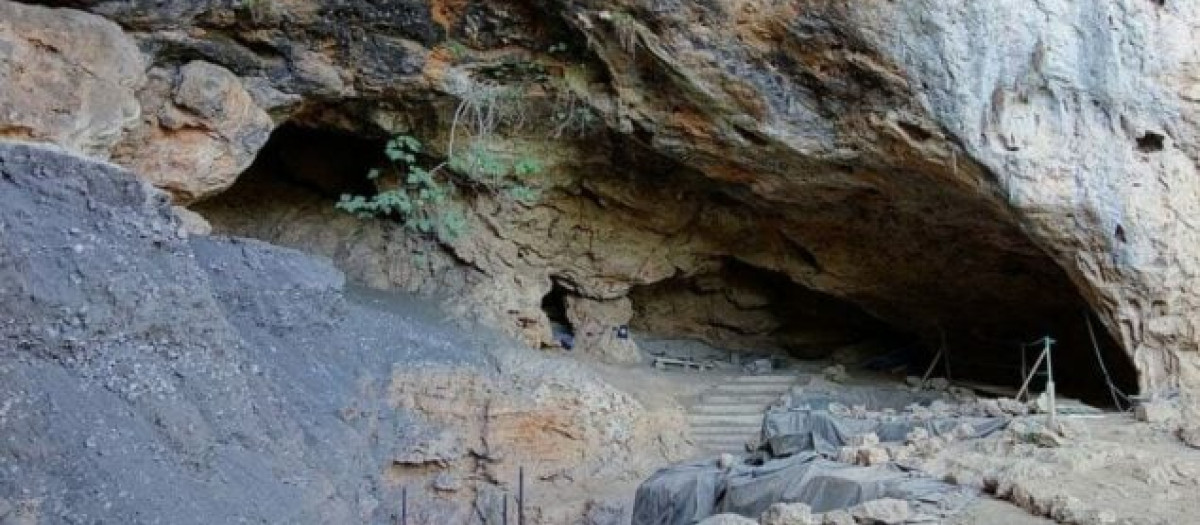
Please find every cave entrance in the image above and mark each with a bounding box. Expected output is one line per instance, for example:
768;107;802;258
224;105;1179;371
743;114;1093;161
218;122;385;200
625;256;1136;409
629;258;917;367
197;121;1141;410
541;282;575;347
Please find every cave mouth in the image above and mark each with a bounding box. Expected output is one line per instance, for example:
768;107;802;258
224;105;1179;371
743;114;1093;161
625;254;1138;409
541;282;575;346
629;258;914;363
222;121;387;200
199;121;1141;409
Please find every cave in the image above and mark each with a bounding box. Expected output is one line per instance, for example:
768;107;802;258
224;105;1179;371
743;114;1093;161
540;281;575;347
198;120;1140;409
219;121;387;201
629;258;910;360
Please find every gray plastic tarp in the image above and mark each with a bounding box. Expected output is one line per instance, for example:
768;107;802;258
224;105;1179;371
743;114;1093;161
632;452;975;525
761;410;1007;457
631;460;731;525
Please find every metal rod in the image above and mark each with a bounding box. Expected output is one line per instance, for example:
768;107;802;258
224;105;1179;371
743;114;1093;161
1085;312;1125;410
920;349;943;384
1045;337;1057;428
401;486;407;525
1015;344;1049;401
518;466;525;525
1019;343;1027;386
503;494;508;525
941;328;952;381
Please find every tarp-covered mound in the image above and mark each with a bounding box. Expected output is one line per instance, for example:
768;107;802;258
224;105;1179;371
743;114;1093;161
633;379;1014;524
762;409;1006;457
765;380;1008;456
632;453;974;525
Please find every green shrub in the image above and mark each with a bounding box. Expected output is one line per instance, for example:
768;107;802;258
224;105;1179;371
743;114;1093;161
336;135;467;239
337;135;544;239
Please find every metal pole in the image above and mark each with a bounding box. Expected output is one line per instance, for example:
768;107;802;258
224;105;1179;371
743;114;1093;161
1015;343;1049;402
1045;337;1057;429
941;329;952;381
1019;343;1027;386
920;349;943;385
401;486;407;525
503;494;508;525
517;466;525;525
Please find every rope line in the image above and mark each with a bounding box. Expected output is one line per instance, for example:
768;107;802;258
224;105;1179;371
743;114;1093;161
1083;311;1134;411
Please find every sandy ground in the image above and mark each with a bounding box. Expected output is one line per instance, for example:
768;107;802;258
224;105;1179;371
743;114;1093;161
947;498;1054;524
921;412;1200;525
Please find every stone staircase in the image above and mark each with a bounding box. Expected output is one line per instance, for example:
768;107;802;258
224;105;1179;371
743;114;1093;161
688;373;800;453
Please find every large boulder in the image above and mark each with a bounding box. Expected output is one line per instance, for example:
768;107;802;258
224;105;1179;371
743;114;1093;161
111;60;274;203
0;1;144;157
0;2;273;202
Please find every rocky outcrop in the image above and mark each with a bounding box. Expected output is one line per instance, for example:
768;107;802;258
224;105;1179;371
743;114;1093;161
3;0;1198;428
566;295;640;363
112;60;274;202
0;2;272;202
0;141;688;524
0;1;144;157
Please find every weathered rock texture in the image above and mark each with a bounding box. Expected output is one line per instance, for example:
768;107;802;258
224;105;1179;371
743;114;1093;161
3;1;1198;422
0;141;688;524
0;1;144;156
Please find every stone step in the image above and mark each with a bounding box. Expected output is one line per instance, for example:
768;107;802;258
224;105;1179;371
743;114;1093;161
696;442;752;452
688;414;765;426
711;383;794;395
690;426;761;436
695;437;754;447
690;403;770;415
693;438;758;449
700;394;781;405
729;374;799;384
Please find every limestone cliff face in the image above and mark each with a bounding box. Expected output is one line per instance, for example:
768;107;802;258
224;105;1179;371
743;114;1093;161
3;1;1199;431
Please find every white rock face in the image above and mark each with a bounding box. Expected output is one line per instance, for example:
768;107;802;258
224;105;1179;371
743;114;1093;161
851;0;1200;411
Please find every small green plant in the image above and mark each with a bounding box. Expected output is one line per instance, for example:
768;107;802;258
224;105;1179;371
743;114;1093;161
445;40;469;61
447;142;544;199
336;135;466;239
337;135;545;238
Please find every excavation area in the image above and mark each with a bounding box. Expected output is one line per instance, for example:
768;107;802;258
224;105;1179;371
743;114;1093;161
1;139;1194;525
184;121;1169;523
198;120;1140;408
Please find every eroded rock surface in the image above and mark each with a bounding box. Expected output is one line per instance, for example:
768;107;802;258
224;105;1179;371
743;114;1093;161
0;1;144;156
112;60;274;203
3;0;1199;438
0;141;687;524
